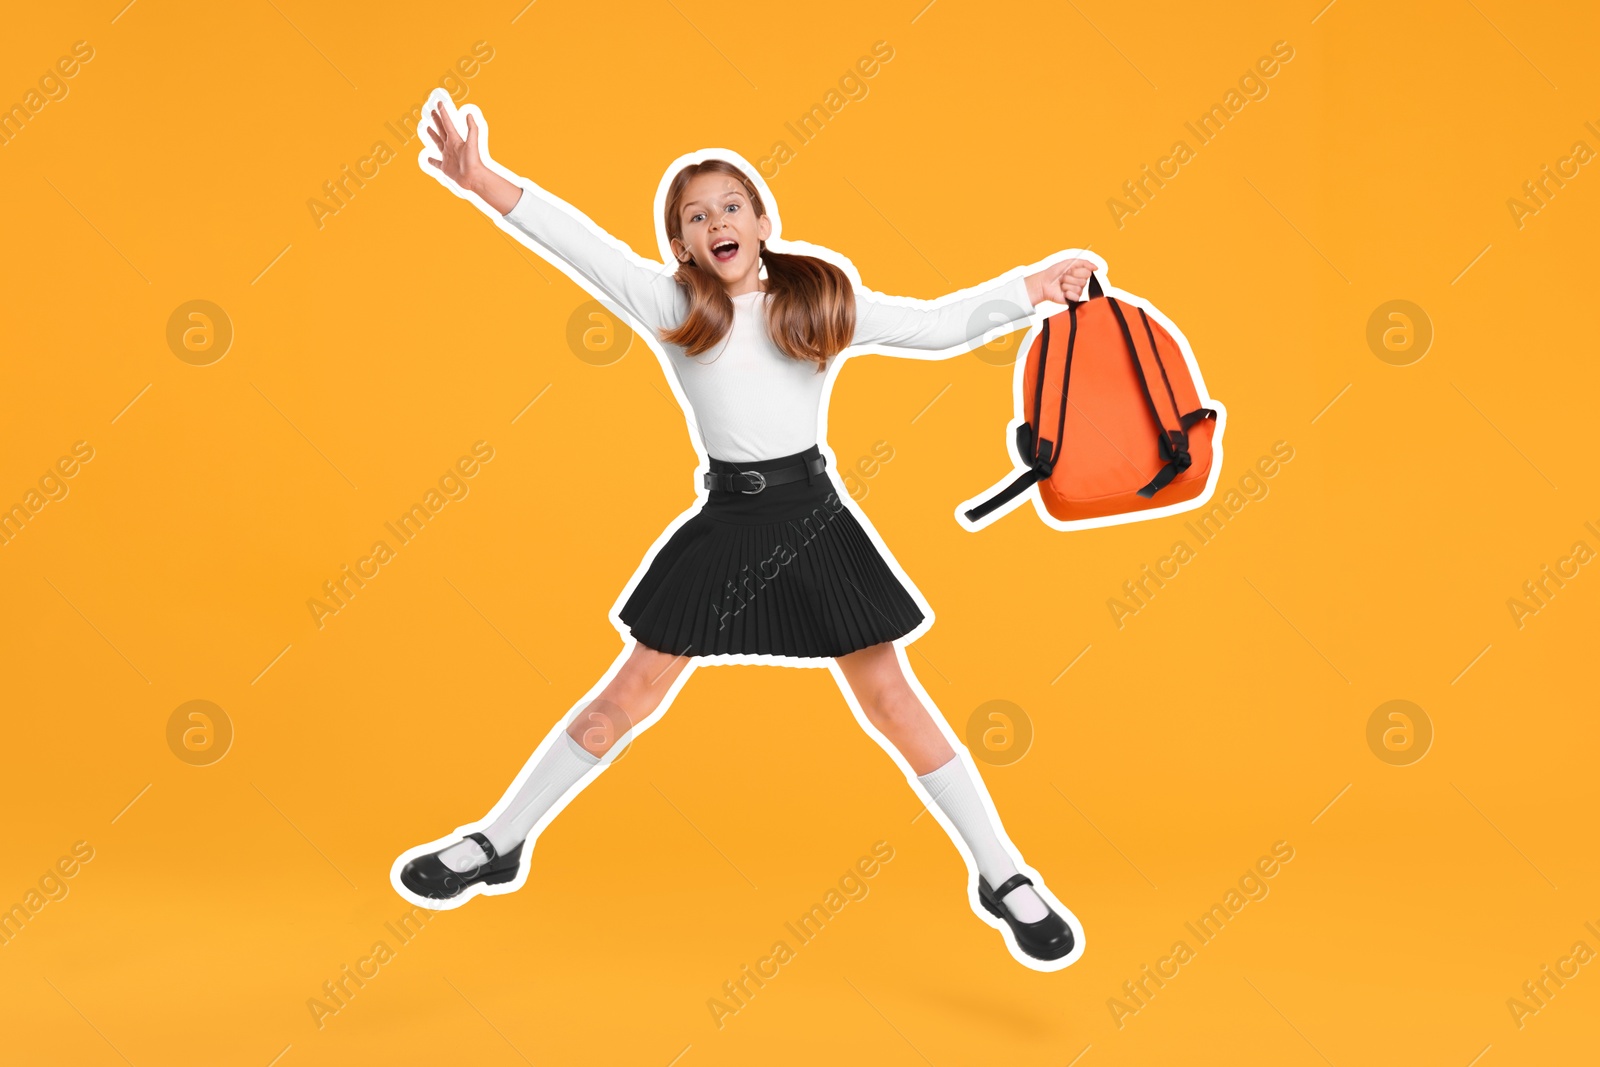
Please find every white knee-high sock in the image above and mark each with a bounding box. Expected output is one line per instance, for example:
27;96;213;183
917;753;1049;922
440;729;602;873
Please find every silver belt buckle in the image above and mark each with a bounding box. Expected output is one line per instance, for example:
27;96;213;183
737;469;767;494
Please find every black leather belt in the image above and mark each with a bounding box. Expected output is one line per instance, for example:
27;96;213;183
704;454;827;493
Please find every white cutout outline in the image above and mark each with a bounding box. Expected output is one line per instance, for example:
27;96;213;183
392;89;1089;972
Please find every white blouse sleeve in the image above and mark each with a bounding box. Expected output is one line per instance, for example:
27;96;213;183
497;181;686;336
850;273;1036;355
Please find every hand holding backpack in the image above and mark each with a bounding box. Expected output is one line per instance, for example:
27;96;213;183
965;273;1222;524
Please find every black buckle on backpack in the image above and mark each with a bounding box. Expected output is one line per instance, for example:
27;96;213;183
1158;430;1191;471
1032;438;1056;475
1015;423;1056;476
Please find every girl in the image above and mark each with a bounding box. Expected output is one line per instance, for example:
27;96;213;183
394;92;1095;970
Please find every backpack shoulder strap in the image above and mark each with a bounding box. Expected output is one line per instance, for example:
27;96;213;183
965;307;1077;522
1107;297;1197;499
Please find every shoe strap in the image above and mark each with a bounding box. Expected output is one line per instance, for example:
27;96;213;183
466;832;498;864
992;873;1034;901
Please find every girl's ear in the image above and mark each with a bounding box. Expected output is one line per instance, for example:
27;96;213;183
758;213;772;243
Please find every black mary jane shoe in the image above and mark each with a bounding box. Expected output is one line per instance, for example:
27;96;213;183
979;873;1076;962
400;832;523;901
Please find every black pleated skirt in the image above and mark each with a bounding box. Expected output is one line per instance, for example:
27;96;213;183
618;445;926;659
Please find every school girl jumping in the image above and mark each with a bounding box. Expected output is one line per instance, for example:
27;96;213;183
394;92;1095;969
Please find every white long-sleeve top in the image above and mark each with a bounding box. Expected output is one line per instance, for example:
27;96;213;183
496;179;1037;462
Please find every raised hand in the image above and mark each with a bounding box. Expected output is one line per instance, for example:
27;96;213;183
424;101;483;189
423;99;522;214
1025;258;1099;306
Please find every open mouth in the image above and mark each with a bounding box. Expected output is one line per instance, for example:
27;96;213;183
711;239;739;262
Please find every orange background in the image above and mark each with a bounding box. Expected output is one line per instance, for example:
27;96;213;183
2;1;1597;1064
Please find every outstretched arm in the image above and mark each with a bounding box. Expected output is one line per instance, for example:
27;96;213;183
851;259;1096;355
425;101;684;335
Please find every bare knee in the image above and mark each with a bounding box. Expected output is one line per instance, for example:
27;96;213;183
839;644;920;726
566;643;687;754
611;644;687;705
856;675;925;731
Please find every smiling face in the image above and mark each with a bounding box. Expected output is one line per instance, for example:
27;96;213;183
670;170;772;294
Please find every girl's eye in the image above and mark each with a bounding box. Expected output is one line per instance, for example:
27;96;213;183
690;213;704;222
726;203;739;212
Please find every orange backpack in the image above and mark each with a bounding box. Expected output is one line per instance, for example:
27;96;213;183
966;276;1219;523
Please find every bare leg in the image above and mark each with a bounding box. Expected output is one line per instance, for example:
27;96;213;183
834;641;1050;922
564;641;694;757
833;641;955;774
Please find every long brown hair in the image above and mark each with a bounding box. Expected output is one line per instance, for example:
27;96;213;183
660;159;855;370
